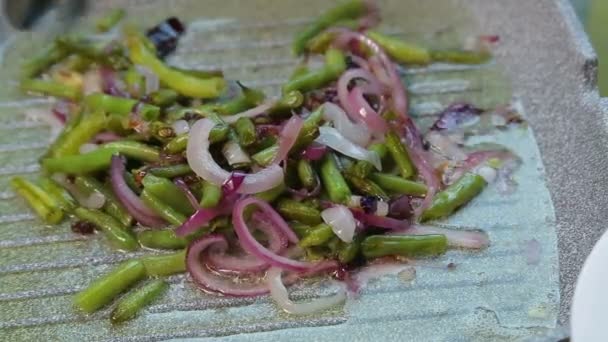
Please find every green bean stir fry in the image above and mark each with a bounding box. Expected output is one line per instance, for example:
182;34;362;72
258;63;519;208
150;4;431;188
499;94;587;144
10;1;523;320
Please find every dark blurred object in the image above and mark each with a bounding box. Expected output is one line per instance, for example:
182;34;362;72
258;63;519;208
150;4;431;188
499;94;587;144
4;0;87;31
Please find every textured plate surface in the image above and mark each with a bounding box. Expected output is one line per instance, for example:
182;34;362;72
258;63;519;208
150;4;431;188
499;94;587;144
0;0;603;340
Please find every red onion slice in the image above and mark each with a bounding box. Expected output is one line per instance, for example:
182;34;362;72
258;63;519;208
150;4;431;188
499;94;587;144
267;267;346;315
300;143;328;161
174;207;221;237
187;118;283;194
174;178;199;210
348;87;388;134
110;155;165;227
233;197;313;271
352;209;410;230
272;114;304;164
186;234;270;296
135;64;160;95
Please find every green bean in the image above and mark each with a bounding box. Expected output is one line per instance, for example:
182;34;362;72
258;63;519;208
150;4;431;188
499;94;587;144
343;173;387;198
124;171;141;194
385;130;416;179
74;208;138;251
21;42;69;78
289;65;309;81
277;199;322;225
255;182;286;203
282;49;346;93
200;84;265;115
125;28;225;98
268;91;304;117
350;143;388;178
74;260;146;313
172;66;224;79
96;9;126;33
430;49;491;65
74;176;132;227
140;250;186;277
366;31;431;65
64;55;93;72
148;164;192;178
20;78;81;100
44;110;82;158
293;106;324;151
39;177;77;212
10;177;63;224
147;89;179;107
200;181;222;208
251;145;278;167
320;154;351;203
297;159;317;189
50;111;107;157
370;173;428;196
234;117;256;146
55;36;129;69
421;172;487;221
142;174;194;215
100;141;160;162
361;235;448;259
292;0;370;55
111;279;168;324
305;247;327;261
299;223;335;248
291;222;314;238
138;229;189;250
327;236;342;255
304;20;357;53
85;93;160;121
338;237;361;263
124;67;145;98
140;190;187;225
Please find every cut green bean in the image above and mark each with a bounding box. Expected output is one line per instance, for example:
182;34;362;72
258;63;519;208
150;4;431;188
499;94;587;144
10;177;63;224
21;42;69;78
289;65;309;81
297;159;317;189
370;173;428;196
200;84;265;115
99;141;160;162
124;67;145;98
430;49;491;65
142;174;194;215
338;237;361;263
85;93;160;121
96;9;126;33
74;176;132;227
200;181;222;208
292;0;370;55
74;207;138;251
350;143;388;178
282;49;346;93
20;78;81;100
385;130;416;179
140;250;186;276
277;199;323;225
148;164;192;178
39;177;77;212
320;154;351;203
111;279;167;324
362;234;448;259
251;145;278;167
138;229;189;249
343;173;387;198
44;110;82;158
291;222;314;238
268;91;304;117
74;260;146;313
50;111;107;157
147;88;179;107
293;106;324;151
125;28;225;98
56;36;129;69
421;172;487;221
366;31;431;65
140;190;186;225
234;117;256;146
299;223;335;248
255;182;286;203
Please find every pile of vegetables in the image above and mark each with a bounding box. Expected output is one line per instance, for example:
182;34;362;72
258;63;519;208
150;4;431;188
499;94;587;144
10;1;522;322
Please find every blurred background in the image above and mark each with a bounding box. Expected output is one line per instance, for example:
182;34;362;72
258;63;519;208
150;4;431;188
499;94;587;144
571;0;607;95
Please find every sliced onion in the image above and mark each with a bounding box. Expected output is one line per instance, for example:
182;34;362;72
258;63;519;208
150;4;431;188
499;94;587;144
315;126;381;170
222;140;251;166
175;207;221;237
321;205;357;243
322;102;371;146
187;118;283;194
272;114;303;164
352;209;410;230
347;87;388;134
233;197;315;271
336;68;387;134
300;143;327;161
80;191;106;209
172;119;190;135
82;69;103;95
186;234;271;296
100;67;129;97
24;108;64;141
267;267;346;315
287;172;322;199
94;131;122;143
110;155;166;227
425;131;467;161
222;102;274;124
135;64;160;95
51;101;71;123
351;262;416;293
397;225;490;249
173;178;199;210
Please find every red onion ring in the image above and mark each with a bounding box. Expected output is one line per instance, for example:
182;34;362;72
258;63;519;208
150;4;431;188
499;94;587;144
110;155;165;227
271;114;304;164
233;197;314;271
186;234;270;296
336;68;387;134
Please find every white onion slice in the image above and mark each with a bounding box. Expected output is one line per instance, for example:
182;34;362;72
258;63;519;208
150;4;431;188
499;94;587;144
187;119;283;194
222;140;251;166
315;126;381;171
321;205;357;243
267;267;346;315
322;102;371;147
81;191;106;209
135;65;160;95
222;102;274;124
172;119;190;135
82;69;102;95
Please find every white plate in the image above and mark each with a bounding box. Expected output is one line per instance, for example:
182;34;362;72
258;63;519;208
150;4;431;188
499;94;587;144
572;228;608;341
